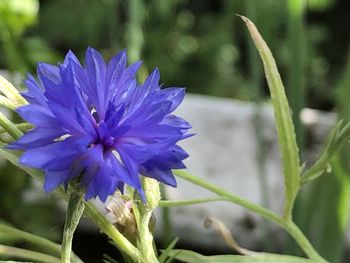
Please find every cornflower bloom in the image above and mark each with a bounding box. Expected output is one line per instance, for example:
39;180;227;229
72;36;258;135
9;48;191;201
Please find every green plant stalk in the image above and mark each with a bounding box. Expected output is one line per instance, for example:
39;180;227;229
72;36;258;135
61;186;85;263
137;178;159;262
0;95;16;110
159;197;229;207
0;75;28;106
0;122;33;134
0;224;60;257
173;170;326;262
0;244;60;263
0;224;83;263
0;111;23;139
138;209;158;263
159;185;174;246
126;0;144;63
84;202;143;262
287;0;306;151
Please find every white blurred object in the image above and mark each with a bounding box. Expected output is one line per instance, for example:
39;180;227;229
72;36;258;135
154;94;336;250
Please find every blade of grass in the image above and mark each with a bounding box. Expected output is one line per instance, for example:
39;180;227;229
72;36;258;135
0;244;60;263
239;16;301;221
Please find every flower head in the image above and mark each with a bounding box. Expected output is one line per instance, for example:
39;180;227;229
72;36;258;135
9;48;191;201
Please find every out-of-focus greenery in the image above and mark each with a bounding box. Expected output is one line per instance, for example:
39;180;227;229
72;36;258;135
0;0;348;109
0;0;349;262
0;0;58;73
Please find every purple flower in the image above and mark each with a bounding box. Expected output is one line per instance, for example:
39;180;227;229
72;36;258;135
9;48;191;201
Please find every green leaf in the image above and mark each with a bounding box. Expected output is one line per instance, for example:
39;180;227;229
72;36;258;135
297;155;350;262
240;16;300;220
0;244;60;263
300;120;350;185
166;249;319;263
158;237;179;263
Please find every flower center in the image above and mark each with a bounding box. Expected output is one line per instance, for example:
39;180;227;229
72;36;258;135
95;122;115;151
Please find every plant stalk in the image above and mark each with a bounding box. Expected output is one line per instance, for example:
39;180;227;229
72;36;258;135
61;186;85;263
0;244;60;263
173;170;327;262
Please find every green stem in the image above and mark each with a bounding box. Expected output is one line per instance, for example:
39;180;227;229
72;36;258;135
0;244;60;263
61;186;85;263
0;148;143;262
174;170;282;223
173;170;327;262
159;185;173;246
0;112;23;139
84;202;143;262
284;221;327;262
287;0;306;152
138;209;158;263
0;224;60;256
159;197;229;207
126;0;144;63
0;95;16;110
0;224;82;263
0;123;33;135
0;74;28;106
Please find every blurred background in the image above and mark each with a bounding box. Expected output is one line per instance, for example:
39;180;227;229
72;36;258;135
0;0;349;262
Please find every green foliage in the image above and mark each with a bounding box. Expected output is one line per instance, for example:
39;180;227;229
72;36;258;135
165;249;320;263
158;237;178;263
241;16;301;220
297;156;350;262
0;0;38;37
301;120;350;185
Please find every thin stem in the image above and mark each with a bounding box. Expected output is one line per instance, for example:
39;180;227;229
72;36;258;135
159;184;174;246
174;170;282;223
138;209;158;263
159;197;229;207
0;75;28;106
0;224;83;263
284;221;327;263
0;224;60;256
173;170;327;262
84;202;143;262
0;111;23;139
61;187;85;263
0;122;33;134
0;94;16;110
0;244;60;263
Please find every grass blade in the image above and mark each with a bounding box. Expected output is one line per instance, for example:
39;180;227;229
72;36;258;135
240;16;300;220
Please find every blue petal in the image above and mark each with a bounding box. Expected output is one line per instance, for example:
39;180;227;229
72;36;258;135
85;47;107;117
17;105;60;128
22;75;47;106
143;169;177;187
157;87;185;112
63;50;81;66
47;102;86;135
7;127;64;150
37;63;60;85
44;170;71;192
